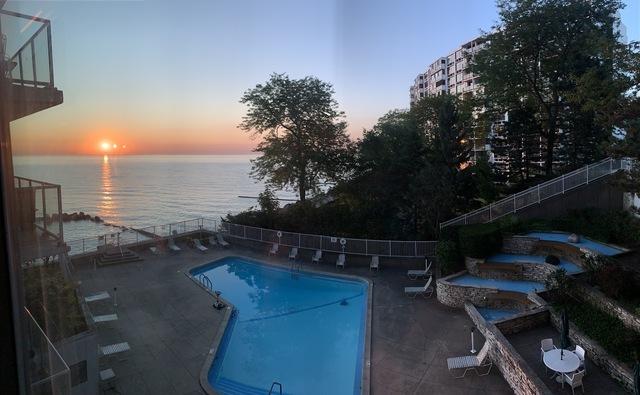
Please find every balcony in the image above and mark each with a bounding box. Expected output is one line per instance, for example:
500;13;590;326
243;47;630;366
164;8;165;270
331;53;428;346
1;9;63;121
14;176;66;263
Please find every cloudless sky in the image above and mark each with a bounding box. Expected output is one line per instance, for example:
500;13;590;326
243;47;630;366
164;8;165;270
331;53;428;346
6;0;639;155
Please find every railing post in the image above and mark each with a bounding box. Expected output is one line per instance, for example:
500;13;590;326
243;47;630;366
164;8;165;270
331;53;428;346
414;242;417;257
243;225;246;239
41;186;47;234
57;186;63;241
298;233;301;248
82;238;85;253
562;175;565;194
537;185;541;204
586;164;589;183
388;240;391;257
489;204;493;221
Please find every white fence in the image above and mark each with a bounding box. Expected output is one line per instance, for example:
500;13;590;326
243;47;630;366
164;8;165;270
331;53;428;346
220;222;438;257
66;218;219;256
440;157;631;228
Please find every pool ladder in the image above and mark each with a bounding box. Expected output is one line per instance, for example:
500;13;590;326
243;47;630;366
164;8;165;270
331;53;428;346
269;381;283;395
198;274;213;292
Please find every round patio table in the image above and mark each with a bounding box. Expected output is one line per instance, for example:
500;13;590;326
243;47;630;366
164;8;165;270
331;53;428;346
543;349;580;382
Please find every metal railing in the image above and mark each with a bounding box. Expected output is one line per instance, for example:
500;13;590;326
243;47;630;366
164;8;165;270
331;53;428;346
66;218;219;256
440;157;631;228
220;222;438;257
15;176;63;241
1;9;54;87
24;307;71;395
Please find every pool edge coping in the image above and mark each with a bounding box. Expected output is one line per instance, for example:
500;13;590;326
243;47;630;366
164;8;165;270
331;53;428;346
185;253;373;395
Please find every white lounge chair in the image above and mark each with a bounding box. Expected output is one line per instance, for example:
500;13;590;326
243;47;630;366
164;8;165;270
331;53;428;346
216;233;230;247
311;249;322;264
167;238;181;252
208;236;218;247
336;253;345;269
370;256;379;271
289;247;298;260
407;259;432;279
269;243;279;256
193;239;208;252
404;276;433;298
447;341;492;378
562;370;585;395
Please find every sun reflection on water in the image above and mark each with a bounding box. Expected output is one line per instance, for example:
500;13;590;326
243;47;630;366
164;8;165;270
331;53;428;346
99;155;116;221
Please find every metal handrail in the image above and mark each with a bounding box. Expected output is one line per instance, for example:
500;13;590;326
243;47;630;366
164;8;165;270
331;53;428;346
440;157;627;228
269;381;283;395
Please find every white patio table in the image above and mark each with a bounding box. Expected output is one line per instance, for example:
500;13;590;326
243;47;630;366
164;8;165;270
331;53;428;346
543;349;580;383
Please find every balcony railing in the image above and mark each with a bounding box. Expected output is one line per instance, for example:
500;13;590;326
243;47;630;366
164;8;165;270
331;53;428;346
15;176;63;241
24;307;71;395
1;9;54;87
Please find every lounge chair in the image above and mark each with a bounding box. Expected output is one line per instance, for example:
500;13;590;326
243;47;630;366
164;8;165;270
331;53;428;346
193;239;208;252
216;233;230;247
447;341;492;378
404;276;433;298
149;246;159;255
269;243;279;256
407;258;432;279
289;247;298;260
167;238;181;252
311;249;322;264
370;256;379;271
562;370;585;394
208;236;218;247
336;253;345;269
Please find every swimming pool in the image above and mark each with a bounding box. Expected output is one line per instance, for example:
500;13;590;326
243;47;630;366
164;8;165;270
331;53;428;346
486;253;583;274
476;307;520;322
449;274;545;294
190;257;369;395
526;231;624;256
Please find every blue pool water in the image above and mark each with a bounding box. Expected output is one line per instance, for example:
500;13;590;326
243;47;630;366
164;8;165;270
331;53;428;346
190;257;368;395
476;307;520;322
526;232;624;256
450;274;545;293
487;253;583;274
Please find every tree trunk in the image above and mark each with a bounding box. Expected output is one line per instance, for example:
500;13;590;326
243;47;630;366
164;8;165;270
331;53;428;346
544;108;557;177
298;167;306;202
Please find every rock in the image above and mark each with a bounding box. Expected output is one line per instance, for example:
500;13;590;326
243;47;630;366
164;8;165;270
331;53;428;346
94;216;102;223
62;213;70;222
70;212;79;221
545;255;560;265
568;233;580;243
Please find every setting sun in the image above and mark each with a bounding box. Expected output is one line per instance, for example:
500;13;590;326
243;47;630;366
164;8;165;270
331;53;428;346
100;142;111;151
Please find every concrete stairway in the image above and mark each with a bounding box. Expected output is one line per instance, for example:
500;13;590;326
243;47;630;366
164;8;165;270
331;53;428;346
97;248;142;266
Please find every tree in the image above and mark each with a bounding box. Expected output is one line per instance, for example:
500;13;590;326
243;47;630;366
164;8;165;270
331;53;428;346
472;0;631;177
240;73;353;202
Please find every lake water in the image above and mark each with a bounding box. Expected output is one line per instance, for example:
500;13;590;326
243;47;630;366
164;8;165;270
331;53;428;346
13;155;296;241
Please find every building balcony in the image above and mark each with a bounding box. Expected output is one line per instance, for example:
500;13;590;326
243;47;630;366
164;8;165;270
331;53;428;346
14;176;66;263
1;9;64;121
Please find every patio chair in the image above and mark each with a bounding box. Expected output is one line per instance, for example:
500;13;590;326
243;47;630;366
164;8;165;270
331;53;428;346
193;238;208;252
404;276;433;298
216;233;230;247
269;243;279;256
167;238;181;252
336;253;345;269
447;341;492;378
562;370;585;394
540;338;556;362
370;256;379;271
311;249;322;264
289;247;298;260
407;258;432;279
574;345;586;374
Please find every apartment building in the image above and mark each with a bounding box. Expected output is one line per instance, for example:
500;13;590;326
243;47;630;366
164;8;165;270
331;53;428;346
409;37;486;105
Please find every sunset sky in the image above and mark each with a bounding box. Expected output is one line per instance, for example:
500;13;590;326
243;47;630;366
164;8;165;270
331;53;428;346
7;0;639;156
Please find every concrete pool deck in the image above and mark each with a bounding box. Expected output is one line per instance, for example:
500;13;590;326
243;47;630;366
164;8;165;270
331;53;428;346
72;245;512;394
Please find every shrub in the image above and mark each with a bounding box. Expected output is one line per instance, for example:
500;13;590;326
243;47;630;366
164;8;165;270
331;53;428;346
458;222;503;258
436;240;463;276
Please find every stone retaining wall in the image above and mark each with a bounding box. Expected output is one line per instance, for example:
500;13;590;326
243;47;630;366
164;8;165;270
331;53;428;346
572;281;640;334
466;257;555;284
465;303;554;395
502;236;538;254
494;308;550;335
548;308;634;391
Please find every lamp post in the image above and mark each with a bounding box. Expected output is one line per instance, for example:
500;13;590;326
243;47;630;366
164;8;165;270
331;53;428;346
470;327;477;354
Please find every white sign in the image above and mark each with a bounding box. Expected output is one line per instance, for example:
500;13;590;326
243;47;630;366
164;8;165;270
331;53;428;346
330;237;337;243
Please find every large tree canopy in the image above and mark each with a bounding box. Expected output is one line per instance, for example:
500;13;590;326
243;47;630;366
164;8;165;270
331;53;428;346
473;0;632;177
240;73;353;201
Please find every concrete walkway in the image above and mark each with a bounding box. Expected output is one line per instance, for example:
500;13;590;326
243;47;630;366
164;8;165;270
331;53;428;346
73;246;512;394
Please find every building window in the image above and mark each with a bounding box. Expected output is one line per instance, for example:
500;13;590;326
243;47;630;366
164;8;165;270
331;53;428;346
70;360;88;386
